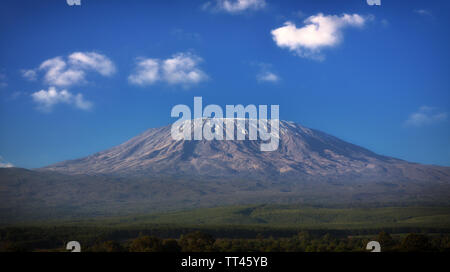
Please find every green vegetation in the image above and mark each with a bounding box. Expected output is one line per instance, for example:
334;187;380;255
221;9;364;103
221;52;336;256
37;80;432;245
1;204;450;252
3;168;450;225
29;204;450;229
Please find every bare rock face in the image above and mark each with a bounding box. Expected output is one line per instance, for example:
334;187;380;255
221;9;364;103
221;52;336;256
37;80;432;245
42;119;450;183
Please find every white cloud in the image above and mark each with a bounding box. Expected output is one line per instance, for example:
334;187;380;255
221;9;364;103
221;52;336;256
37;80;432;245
0;73;7;88
39;57;85;87
162;53;207;85
21;52;111;113
257;71;279;83
31;86;92;112
251;62;280;83
0;162;13;168
0;156;13;168
21;69;37;81
414;9;433;17
203;0;266;13
24;52;115;87
271;13;367;60
129;52;207;87
32;87;73;110
405;106;447;127
128;59;160;85
68;52;116;76
73;93;93;110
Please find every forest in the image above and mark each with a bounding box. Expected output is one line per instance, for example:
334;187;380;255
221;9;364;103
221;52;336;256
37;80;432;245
2;204;450;252
1;226;449;252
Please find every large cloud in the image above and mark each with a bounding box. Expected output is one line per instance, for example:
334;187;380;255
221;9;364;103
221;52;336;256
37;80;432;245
31;86;92;112
203;0;266;14
129;52;207;87
271;13;366;60
23;52;115;87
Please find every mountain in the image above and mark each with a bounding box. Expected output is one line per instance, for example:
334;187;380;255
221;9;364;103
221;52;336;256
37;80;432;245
43;119;450;183
1;119;450;223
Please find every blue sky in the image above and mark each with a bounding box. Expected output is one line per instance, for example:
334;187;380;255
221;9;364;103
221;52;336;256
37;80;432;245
0;0;449;168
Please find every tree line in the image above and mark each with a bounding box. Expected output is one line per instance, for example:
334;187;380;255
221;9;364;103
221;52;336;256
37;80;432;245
1;229;449;252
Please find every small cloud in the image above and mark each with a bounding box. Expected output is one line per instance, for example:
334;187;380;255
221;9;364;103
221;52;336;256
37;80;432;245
128;58;160;86
31;86;92;112
414;9;433;17
271;13;368;60
0;73;7;88
21;69;37;81
293;10;306;19
203;0;266;14
39;57;85;87
9;91;23;100
171;28;202;42
381;19;389;27
163;53;208;86
258;71;279;83
129;52;208;88
252;62;280;83
404;106;447;127
24;52;115;87
0;162;13;168
0;156;14;168
73;93;93;110
68;52;116;77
